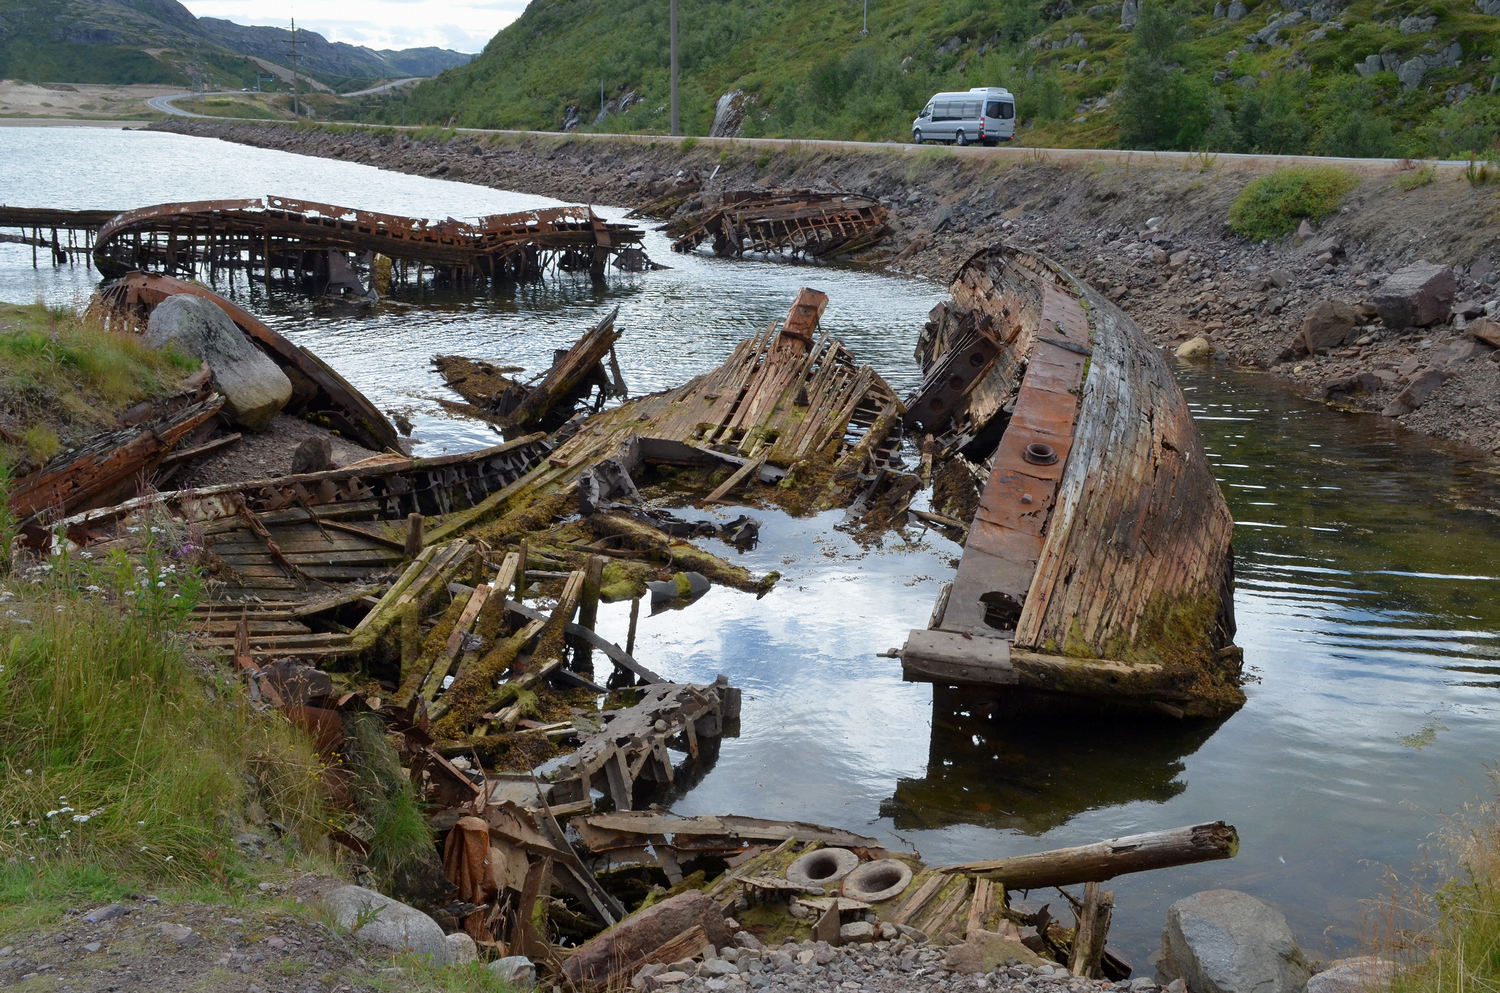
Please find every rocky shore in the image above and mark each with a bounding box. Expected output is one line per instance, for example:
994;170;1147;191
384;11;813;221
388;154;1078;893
151;119;1500;461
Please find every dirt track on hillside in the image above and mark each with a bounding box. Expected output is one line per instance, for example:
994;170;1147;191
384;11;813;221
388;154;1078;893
151;120;1500;461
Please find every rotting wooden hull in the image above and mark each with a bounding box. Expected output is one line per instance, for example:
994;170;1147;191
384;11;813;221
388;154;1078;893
900;244;1241;718
669;190;890;260
57;435;550;655
93;271;403;453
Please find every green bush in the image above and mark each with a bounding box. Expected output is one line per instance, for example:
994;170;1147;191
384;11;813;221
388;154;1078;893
1227;166;1358;241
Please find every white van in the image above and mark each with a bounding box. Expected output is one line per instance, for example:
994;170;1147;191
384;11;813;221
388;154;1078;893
912;87;1016;146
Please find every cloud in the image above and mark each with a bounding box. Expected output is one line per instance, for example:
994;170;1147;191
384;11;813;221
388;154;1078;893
183;1;526;53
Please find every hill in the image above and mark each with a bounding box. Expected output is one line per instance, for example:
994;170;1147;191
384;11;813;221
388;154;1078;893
0;0;471;91
379;0;1500;159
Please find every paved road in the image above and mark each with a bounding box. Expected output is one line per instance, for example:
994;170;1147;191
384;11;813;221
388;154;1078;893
341;78;422;97
146;92;205;117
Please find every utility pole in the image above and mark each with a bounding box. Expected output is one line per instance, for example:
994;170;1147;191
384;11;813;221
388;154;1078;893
287;18;301;118
669;0;679;135
863;0;869;35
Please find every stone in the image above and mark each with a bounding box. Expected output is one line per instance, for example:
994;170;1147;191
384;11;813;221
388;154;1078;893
290;435;334;474
1306;956;1397;993
839;921;877;943
645;570;712;608
158;922;201;948
1322;372;1381;400
564;891;732;988
1373;261;1457;328
145;294;291;431
1468;317;1500;349
1177;336;1214;361
701;957;741;977
83;904;129;923
444;931;478;965
1154;889;1312;993
1227;0;1247;20
490;955;538;989
1301;300;1361;354
323;884;451;965
942;929;1049;973
1383;369;1449;416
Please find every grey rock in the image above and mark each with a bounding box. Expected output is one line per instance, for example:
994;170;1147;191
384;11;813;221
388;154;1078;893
158;922;201;948
1399;14;1438;32
145;294;291;432
83;904;129;923
1155;889;1312;993
1121;0;1139;27
290;435;333;474
1228;0;1248;20
1306;956;1397;993
444;931;478;965
839;921;877;943
491;955;538;988
1383;368;1449;416
323;884;451;965
647;970;692;991
1373;261;1456;328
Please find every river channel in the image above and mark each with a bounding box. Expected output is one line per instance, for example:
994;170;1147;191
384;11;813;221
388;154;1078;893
3;126;1499;966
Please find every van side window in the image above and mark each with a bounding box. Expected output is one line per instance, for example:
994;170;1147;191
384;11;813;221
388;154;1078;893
963;101;980;118
933;101;950;121
996;102;1015;120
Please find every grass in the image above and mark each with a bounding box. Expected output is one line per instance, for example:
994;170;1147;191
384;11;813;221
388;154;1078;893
1394;163;1437;191
0;524;331;898
1226;166;1359;241
0;303;198;472
1386;771;1500;993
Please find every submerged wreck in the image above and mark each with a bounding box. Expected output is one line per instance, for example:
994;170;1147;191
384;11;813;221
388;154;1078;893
90;195;650;291
667;190;890;260
900;244;1242;718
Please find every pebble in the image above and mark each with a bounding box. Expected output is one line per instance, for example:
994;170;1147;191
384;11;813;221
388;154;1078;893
645;937;1165;993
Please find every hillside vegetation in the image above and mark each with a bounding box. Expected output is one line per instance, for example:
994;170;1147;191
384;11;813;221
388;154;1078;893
0;0;471;91
374;0;1500;158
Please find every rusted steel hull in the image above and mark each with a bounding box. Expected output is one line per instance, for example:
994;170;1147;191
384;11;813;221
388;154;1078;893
95;271;402;453
900;244;1241;717
671;191;889;260
91;195;649;289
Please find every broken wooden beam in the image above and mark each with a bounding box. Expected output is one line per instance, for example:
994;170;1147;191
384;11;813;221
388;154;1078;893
938;821;1239;888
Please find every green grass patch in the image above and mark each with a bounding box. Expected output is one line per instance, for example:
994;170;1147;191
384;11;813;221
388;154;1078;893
0;527;331;910
0;303;198;473
1393;163;1437;191
1227;166;1358;241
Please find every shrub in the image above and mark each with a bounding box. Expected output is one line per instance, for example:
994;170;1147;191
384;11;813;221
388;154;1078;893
1227;166;1358;241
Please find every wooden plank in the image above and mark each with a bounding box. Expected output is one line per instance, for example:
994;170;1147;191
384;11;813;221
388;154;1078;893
939;822;1238;887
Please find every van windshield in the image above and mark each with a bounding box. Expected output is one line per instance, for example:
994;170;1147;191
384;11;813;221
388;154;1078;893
986;101;1015;119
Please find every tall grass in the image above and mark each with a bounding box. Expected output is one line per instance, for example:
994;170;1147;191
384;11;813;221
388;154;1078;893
1389;773;1500;993
0;528;329;903
1226;166;1358;242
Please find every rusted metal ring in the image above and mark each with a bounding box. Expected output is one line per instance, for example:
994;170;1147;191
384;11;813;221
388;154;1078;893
1023;442;1058;465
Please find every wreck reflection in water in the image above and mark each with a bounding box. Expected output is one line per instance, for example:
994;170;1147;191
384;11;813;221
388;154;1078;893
881;703;1225;836
4;126;1500;967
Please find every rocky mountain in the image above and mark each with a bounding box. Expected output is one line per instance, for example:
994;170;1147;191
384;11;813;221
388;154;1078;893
380;0;1500;160
0;0;471;89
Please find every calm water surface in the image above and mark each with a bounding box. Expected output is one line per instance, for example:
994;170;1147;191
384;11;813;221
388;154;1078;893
4;127;1499;965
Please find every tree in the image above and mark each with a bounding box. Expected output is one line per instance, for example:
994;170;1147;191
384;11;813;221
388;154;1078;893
1113;1;1207;150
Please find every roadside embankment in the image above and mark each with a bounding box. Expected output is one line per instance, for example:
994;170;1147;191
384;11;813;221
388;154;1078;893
151;119;1500;459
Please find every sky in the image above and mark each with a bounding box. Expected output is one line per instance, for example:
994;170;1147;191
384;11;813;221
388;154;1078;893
181;1;527;55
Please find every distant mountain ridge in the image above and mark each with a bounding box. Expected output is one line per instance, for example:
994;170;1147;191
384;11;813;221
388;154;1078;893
0;0;472;88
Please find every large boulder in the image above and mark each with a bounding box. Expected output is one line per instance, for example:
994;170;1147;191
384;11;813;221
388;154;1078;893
1155;889;1312;993
1300;300;1361;354
145;295;291;431
1305;956;1396;993
562;890;732;989
1371;262;1456;329
322;884;451;965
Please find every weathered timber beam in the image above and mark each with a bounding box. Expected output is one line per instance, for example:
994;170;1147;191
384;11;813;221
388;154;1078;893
938;821;1238;888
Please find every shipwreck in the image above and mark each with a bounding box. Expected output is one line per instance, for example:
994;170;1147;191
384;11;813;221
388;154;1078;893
899;244;1242;718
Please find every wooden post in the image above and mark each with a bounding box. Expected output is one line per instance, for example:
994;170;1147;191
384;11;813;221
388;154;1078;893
575;555;604;674
514;541;528;604
1068;882;1114;979
404;513;425;557
626;595;641;658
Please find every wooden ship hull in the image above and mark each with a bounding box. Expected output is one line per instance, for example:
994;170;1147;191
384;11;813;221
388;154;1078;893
669;191;889;260
900;244;1242;718
57;435;551;656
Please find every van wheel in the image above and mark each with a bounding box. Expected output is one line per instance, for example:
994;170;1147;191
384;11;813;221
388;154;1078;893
955;131;969;146
912;129;923;144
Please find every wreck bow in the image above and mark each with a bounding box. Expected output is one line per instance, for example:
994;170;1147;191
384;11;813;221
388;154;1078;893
900;244;1242;717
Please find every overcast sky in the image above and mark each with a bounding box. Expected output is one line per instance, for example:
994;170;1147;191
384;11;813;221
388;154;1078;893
182;1;526;54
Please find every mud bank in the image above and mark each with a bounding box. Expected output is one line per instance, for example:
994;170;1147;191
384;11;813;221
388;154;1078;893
150;120;1500;459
